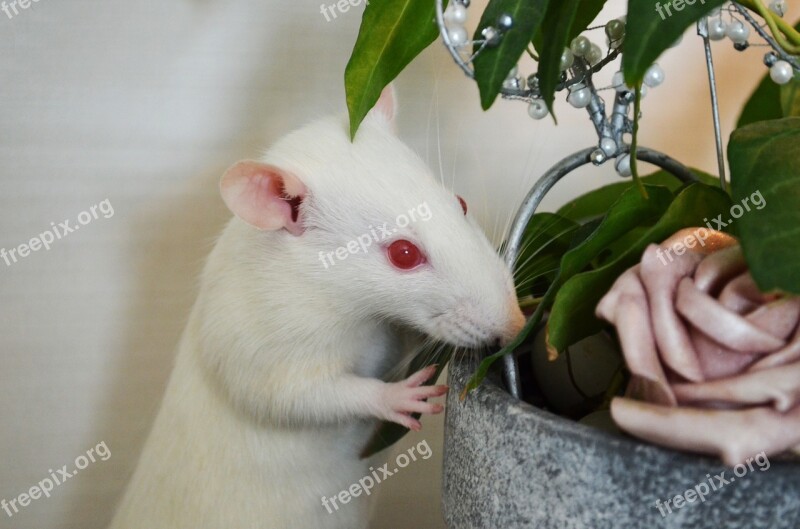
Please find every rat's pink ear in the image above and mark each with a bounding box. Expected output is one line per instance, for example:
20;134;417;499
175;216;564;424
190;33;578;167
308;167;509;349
368;84;398;127
219;161;307;235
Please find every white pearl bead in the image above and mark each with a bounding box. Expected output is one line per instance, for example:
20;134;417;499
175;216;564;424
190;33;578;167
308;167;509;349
444;3;468;25
481;26;500;46
528;99;549;120
449;26;468;46
587;44;603;66
611;71;647;97
570;36;591;57
611;71;626;91
770;60;794;85
568;86;592;108
600;138;617;156
708;19;727;41
644;64;665;88
726;20;750;44
615;154;632;177
769;0;786;17
590;149;607;165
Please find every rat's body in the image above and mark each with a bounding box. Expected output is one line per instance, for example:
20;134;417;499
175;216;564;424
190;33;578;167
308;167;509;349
109;88;524;529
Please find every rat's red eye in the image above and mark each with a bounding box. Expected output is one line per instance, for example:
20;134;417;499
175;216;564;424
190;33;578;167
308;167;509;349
457;195;468;215
387;239;426;270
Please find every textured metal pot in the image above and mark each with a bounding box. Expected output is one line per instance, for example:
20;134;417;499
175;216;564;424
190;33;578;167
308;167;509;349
442;353;800;529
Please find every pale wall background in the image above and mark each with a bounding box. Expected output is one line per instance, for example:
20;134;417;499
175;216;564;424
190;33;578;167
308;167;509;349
0;1;795;528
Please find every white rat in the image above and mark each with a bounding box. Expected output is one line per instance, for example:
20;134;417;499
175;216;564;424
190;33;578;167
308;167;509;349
109;86;525;529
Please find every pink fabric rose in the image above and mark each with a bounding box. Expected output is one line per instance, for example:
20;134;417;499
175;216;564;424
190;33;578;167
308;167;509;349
596;228;800;465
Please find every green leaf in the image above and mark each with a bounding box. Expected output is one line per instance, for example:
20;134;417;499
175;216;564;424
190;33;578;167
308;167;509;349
545;184;675;359
569;0;607;43
538;0;582;116
555;185;674;278
473;0;551;110
781;73;800;117
738;72;787;128
595;226;650;267
547;183;733;354
623;0;726;85
556;169;719;223
729;117;800;295
360;344;453;458
532;0;606;55
345;0;444;139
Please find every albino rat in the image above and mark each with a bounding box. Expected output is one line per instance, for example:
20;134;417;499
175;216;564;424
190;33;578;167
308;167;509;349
109;86;525;529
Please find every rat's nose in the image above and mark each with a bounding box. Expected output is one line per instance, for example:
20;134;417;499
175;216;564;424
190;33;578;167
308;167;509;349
496;304;526;347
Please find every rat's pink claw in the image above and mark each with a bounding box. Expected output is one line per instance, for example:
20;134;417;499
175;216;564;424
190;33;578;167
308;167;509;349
405;365;439;387
388;413;422;431
378;372;448;430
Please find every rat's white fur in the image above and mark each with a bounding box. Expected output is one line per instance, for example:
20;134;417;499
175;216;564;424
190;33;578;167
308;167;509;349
109;92;524;529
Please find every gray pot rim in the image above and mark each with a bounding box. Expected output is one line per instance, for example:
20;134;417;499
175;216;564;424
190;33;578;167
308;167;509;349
448;352;800;467
442;353;800;529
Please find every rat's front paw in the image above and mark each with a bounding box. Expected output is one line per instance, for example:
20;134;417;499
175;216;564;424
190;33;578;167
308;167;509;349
378;365;448;431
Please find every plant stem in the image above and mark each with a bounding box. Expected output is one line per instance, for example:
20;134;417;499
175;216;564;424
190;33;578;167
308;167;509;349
630;84;648;200
738;0;800;54
518;295;543;310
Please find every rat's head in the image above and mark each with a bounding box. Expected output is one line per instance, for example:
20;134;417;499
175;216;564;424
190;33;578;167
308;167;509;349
219;86;525;348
